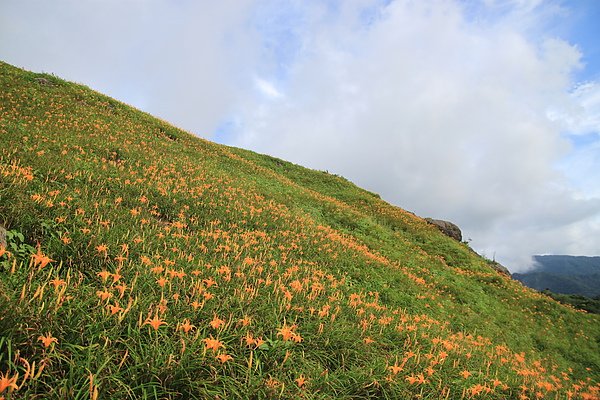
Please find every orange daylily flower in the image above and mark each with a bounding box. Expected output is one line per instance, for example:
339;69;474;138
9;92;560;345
209;315;225;330
49;278;66;289
244;332;256;347
203;277;217;288
277;323;300;342
0;370;19;394
469;384;487;397
97;270;111;282
151;266;164;274
405;374;425;385
460;370;472;379
156;277;168;288
96;289;112;301
388;364;403;375
292;332;302;343
215;353;233;364
115;255;127;266
96;244;108;256
203;336;224;352
190;301;203;310
295;375;308;388
265;376;280;389
115;283;128;297
140;256;152;266
178;319;195;333
254;337;266;348
38;332;58;348
0;246;10;258
31;247;54;269
144;315;167;330
108;304;124;315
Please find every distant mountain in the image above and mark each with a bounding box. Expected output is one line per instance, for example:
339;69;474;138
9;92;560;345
513;255;600;298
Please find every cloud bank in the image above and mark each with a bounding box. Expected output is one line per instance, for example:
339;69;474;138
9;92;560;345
0;0;259;135
231;1;600;270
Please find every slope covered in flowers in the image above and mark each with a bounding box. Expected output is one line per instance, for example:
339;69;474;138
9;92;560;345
0;61;598;399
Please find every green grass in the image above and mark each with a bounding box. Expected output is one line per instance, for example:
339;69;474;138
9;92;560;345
0;60;599;399
539;291;600;315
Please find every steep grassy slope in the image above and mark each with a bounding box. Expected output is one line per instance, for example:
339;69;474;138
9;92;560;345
0;61;598;399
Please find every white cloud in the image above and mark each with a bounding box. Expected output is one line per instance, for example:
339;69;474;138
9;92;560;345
557;138;600;198
231;0;600;271
255;77;283;99
0;0;260;137
549;81;600;135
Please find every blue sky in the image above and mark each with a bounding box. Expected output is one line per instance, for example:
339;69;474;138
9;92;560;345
562;0;600;82
1;0;599;271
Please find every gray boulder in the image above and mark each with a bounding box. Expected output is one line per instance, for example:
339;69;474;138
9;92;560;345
35;77;53;86
425;218;462;242
489;261;511;276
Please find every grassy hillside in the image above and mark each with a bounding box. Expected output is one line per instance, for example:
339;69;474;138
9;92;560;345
0;61;598;399
539;291;600;315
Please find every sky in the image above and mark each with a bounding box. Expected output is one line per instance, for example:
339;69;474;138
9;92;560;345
1;0;599;272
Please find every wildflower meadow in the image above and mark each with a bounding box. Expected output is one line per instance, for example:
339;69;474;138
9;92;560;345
0;61;598;399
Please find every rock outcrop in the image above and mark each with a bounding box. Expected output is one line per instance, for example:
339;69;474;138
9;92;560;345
489;261;511;277
425;218;462;242
35;77;53;86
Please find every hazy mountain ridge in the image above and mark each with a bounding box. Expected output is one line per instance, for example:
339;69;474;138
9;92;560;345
513;255;600;298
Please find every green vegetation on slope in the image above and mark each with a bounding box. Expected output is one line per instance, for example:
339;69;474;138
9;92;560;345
0;61;598;399
539;291;600;315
